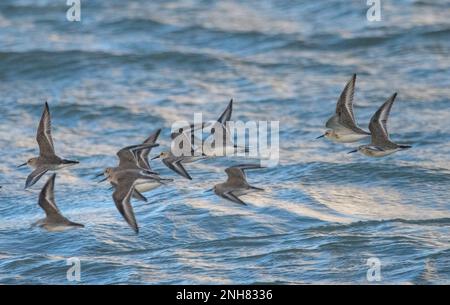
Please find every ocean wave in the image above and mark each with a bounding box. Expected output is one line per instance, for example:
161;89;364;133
0;49;229;80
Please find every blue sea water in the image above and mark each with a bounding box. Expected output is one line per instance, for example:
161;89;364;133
0;0;449;284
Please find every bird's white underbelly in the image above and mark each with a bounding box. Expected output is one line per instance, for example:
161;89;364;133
361;148;400;157
39;223;78;232
234;189;255;196
135;180;161;192
328;131;369;143
44;163;75;171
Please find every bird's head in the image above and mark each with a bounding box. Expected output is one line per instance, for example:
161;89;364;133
152;151;170;160
324;130;335;139
18;157;38;168
104;167;114;178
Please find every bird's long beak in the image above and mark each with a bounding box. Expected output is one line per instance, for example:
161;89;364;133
151;155;160;160
316;134;325;139
98;177;108;183
347;149;358;154
18;162;27;168
143;170;159;176
92;172;104;181
204;188;214;193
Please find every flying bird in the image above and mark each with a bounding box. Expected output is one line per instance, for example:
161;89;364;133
348;93;411;157
103;168;171;233
317;74;370;143
32;174;84;231
213;164;264;205
203;99;248;156
151;150;204;180
19;102;79;189
137;129;161;171
96;142;165;202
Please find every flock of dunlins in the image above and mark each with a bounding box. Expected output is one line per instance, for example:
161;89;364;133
318;74;411;157
17;99;265;233
11;74;411;233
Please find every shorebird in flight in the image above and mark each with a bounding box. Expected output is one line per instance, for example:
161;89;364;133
103;168;171;233
33;174;84;231
19;102;79;189
348;93;411;157
203;99;248;156
212;164;264;205
159;100;244;177
96;141;168;202
317;74;370;143
151;150;204;180
170;99;246;157
114;143;160;173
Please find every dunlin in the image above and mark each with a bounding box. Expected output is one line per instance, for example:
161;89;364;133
103;168;172;233
33;174;84;231
151;150;205;180
317;74;370;143
19;102;79;189
96;143;165;202
348;93;411;157
213;164;264;205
